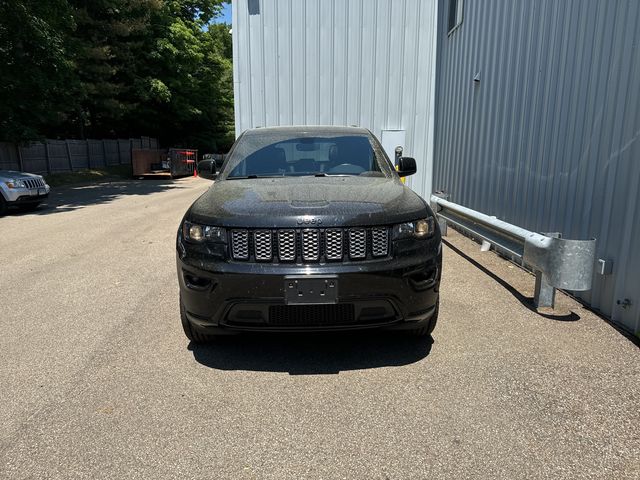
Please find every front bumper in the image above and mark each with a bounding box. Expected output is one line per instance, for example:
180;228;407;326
3;185;50;203
177;241;441;334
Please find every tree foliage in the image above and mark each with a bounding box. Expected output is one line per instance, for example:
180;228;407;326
0;0;78;140
0;0;234;152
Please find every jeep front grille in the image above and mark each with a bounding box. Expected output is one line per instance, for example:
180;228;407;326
230;230;249;260
301;229;320;261
277;230;296;261
348;228;367;259
325;229;343;260
371;227;389;257
23;178;45;189
254;230;273;261
229;227;390;263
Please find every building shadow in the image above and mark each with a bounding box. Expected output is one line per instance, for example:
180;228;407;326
443;239;580;322
2;179;190;217
189;331;433;374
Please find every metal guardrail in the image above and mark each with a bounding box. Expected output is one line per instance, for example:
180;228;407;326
430;194;596;309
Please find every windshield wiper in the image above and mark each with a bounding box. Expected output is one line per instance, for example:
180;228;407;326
296;173;353;177
227;175;283;180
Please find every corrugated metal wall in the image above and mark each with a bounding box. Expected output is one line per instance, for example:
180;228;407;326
433;0;640;334
232;0;438;197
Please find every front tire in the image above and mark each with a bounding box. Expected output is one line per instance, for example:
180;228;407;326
180;296;211;344
0;196;7;216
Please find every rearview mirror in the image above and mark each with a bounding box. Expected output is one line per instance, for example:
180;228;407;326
197;159;217;180
397;157;417;177
296;143;318;151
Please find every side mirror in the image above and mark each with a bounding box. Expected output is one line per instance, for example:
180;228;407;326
397;157;417;177
197;159;217;180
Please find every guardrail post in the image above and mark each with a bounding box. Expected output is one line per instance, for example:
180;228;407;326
431;191;449;236
533;233;561;309
534;272;556;309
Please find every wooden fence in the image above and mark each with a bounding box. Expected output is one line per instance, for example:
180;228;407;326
0;137;158;174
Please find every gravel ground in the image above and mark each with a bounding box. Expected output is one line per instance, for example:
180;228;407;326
0;177;638;479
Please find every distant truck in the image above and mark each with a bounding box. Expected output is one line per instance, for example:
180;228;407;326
168;149;198;177
132;148;198;178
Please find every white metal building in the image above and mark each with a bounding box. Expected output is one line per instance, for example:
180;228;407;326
232;0;439;197
232;0;640;336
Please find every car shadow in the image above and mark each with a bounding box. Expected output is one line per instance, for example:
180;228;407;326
189;332;433;374
2;179;190;217
443;239;580;322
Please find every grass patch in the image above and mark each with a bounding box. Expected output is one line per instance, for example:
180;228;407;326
45;165;132;187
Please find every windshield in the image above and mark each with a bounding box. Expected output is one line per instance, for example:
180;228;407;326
222;131;394;179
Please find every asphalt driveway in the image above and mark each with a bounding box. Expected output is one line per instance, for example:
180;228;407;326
0;178;638;479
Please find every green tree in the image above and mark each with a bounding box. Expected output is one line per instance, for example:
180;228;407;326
133;0;233;152
68;0;164;138
0;0;79;141
0;0;234;152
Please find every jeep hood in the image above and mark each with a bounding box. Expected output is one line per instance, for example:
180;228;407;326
188;176;429;228
0;170;43;181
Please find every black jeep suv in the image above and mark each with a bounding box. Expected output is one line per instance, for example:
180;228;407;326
177;126;442;342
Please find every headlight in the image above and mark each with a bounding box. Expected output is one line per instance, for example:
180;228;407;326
414;218;433;238
186;223;204;242
394;217;435;239
182;221;226;243
5;179;26;189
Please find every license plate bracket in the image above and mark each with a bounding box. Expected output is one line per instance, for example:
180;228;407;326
284;276;338;305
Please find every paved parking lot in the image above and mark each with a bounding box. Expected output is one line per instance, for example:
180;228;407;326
1;178;638;479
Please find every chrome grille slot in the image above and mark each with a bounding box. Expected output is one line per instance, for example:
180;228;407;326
348;228;367;259
254;230;273;261
230;230;249;260
371;227;389;257
277;230;296;261
301;229;320;261
325;229;343;260
24;178;43;189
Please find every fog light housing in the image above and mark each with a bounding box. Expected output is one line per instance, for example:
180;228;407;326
183;271;212;290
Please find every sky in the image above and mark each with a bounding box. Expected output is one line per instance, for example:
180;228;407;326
214;2;232;24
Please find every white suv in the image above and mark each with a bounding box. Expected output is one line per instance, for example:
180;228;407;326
0;170;50;215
